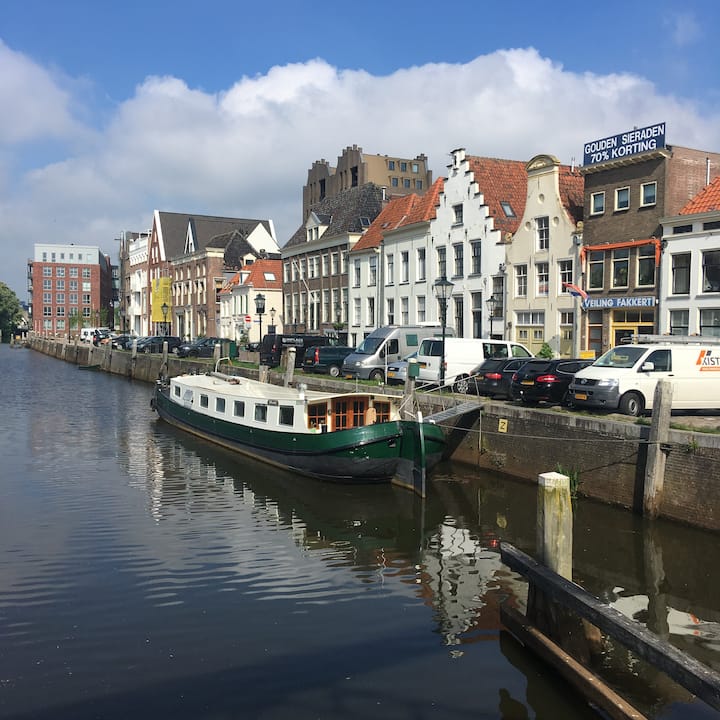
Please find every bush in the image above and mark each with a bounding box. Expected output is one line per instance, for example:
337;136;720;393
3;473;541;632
538;342;554;359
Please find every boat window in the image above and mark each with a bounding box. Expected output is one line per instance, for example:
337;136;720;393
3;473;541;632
234;400;245;417
308;402;327;429
334;399;349;429
174;385;181;397
352;399;366;426
374;401;391;423
200;394;209;408
183;389;193;403
216;397;226;413
279;406;294;426
255;404;268;422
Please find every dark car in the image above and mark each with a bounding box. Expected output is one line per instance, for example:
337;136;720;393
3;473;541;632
511;358;595;405
260;333;331;368
175;337;222;358
135;335;183;354
302;345;354;377
464;357;530;398
92;329;112;346
111;334;137;350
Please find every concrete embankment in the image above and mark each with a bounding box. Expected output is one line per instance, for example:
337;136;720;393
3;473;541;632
29;336;720;533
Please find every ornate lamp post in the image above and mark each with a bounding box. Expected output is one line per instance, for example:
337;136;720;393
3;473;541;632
433;276;454;388
269;307;276;334
486;294;498;339
254;293;266;344
161;302;169;336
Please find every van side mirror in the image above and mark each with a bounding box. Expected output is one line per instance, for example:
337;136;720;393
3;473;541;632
640;361;655;372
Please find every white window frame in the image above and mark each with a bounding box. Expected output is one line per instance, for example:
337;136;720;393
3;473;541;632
615;187;630;211
641;182;657;207
590;192;605;215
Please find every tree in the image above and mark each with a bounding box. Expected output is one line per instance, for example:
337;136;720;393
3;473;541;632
538;341;554;359
0;283;23;342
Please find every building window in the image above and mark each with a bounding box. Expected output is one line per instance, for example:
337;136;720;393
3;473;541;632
515;265;528;297
500;201;515;218
279;406;294;426
612;249;629;288
391;177;399;187
637;245;656;287
56;280;64;290
42;266;52;277
453;244;464;277
43;292;51;303
331;252;340;275
700;308;720;336
43;306;52;317
415;180;423;190
641;182;657;207
669;310;689;335
671;253;690;294
412;162;419;173
417;248;426;281
388;160;395;170
615;187;630;211
590;192;605;215
587;310;602;354
559;260;573;291
588;251;604;290
703;251;720;292
536;263;549;296
400;251;409;283
69;268;78;278
353;298;361;325
417;296;426;323
56;267;65;277
367;297;375;326
353;259;361;288
82;268;91;279
55;306;65;317
255;405;268;422
471;241;481;275
56;293;65;304
386;254;394;284
536;216;549;251
400;161;407;171
403;178;411;188
401;297;409;325
437;247;446;278
452;204;463;225
368;256;377;286
387;298;395;325
454;296;464;337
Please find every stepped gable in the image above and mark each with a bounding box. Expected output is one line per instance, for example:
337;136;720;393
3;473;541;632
284;184;385;248
467;157;528;236
679;175;720;214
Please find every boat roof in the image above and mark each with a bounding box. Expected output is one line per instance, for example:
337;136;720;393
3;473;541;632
171;372;398;403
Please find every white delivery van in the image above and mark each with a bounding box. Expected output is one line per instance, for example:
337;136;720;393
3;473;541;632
342;325;454;382
416;337;533;391
79;327;110;343
569;335;720;416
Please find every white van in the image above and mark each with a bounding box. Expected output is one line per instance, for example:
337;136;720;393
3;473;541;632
416;337;533;391
569;335;720;416
342;325;454;382
80;327;110;343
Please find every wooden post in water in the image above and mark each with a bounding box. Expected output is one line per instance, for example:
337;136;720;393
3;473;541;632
283;348;296;387
643;380;672;519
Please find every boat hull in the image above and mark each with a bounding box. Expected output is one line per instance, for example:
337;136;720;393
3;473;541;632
153;386;445;484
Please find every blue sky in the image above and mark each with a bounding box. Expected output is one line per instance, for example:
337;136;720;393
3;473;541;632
2;0;720;298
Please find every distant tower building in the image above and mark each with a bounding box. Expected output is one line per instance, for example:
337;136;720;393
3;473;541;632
28;243;114;336
302;145;432;223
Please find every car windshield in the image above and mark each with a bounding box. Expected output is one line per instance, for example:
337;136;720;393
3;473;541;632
594;346;647;369
355;336;384;355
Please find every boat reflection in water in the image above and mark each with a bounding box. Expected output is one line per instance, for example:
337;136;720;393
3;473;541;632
140;421;720;719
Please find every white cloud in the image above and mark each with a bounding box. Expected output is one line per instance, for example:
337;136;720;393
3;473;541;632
665;12;701;47
2;45;720;299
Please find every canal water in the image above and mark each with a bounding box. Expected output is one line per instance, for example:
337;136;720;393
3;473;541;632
1;344;719;719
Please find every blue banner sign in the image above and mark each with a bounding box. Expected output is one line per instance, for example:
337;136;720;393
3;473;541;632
582;296;656;310
583;123;666;166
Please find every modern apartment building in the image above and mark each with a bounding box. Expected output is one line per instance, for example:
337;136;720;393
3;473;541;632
28;243;114;335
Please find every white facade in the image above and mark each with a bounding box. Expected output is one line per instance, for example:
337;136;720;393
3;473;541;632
128;234;149;336
660;210;720;336
505;155;582;356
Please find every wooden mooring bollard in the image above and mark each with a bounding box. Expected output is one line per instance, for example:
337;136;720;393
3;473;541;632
500;466;720;719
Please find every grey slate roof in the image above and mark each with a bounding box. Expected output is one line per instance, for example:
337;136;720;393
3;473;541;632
157;212;274;261
284;184;385;249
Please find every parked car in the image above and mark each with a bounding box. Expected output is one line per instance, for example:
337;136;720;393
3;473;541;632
92;329;112;346
461;357;531;398
135;335;183;354
176;337;222;358
511;358;595;405
386;352;418;385
111;334;138;350
260;333;331;368
302;345;354;377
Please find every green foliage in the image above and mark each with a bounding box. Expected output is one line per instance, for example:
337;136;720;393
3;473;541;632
0;282;23;341
556;462;581;499
538;342;554;359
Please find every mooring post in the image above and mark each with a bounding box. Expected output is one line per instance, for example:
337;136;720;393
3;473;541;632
536;471;573;579
643;380;673;519
283;347;296;387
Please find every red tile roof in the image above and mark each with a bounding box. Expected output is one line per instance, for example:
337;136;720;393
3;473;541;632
219;258;282;294
680;175;720;215
558;166;584;224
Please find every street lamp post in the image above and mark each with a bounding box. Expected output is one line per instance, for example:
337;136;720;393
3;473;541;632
161;302;169;336
254;293;266;345
486;295;498;339
433;276;455;389
269;307;276;334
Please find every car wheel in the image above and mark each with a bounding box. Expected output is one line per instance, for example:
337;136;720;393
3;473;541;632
328;365;341;378
453;375;470;394
369;369;384;382
619;392;644;417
